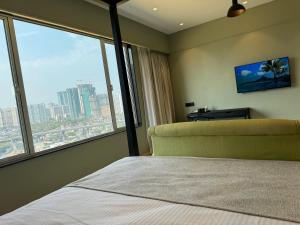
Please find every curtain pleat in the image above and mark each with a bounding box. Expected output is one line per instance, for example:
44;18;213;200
150;51;176;125
137;47;175;129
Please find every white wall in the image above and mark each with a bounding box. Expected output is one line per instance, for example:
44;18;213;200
169;0;300;121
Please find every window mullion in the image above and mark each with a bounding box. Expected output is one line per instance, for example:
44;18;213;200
124;46;138;125
127;46;142;126
100;40;118;131
5;18;35;155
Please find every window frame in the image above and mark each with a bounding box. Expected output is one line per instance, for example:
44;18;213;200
0;16;33;164
125;45;142;127
0;13;141;167
102;40;142;128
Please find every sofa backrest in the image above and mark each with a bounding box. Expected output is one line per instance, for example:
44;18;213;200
148;119;300;161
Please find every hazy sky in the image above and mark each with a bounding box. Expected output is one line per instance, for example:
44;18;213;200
0;19;121;108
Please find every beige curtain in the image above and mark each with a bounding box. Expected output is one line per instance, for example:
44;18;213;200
138;47;175;128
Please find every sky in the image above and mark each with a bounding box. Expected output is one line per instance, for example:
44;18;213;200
0;20;18;108
0;19;121;108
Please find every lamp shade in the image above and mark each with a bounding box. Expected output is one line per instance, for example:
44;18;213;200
227;0;246;17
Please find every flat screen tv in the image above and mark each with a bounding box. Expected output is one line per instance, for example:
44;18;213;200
235;57;291;93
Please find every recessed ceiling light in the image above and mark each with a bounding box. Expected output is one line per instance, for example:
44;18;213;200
242;1;248;4
179;22;184;26
152;7;158;11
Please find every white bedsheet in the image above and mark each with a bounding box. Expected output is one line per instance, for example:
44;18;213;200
0;186;298;225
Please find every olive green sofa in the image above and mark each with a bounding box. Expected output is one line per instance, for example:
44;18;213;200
148;119;300;161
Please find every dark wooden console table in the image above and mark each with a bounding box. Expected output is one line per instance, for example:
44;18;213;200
187;108;251;121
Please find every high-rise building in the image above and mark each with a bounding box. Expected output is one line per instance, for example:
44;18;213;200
96;94;110;119
97;94;109;108
66;88;81;119
57;91;69;106
49;103;62;121
62;105;71;119
0;110;3;128
57;88;81;120
89;95;100;118
49;103;70;121
57;84;98;119
28;103;50;124
77;84;96;118
0;107;20;128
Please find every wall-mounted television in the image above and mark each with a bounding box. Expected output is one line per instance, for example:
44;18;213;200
235;57;291;93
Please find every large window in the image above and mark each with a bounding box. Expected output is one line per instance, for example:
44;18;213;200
0;15;140;163
14;20;114;152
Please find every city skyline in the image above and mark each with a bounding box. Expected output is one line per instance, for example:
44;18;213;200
0;81;124;159
0;82;124;127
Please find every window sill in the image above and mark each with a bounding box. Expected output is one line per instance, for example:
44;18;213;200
0;129;128;169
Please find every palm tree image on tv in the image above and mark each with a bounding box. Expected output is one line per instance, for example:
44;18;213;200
235;57;291;93
261;59;285;83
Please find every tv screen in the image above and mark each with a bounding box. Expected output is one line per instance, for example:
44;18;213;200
235;57;291;93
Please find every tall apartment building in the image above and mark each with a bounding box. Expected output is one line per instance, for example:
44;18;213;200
0;107;20;128
28;103;50;124
57;88;81;119
77;84;96;118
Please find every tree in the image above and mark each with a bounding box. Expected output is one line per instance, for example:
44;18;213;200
261;59;285;82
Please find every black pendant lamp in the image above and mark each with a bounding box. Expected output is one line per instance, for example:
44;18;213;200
227;0;246;17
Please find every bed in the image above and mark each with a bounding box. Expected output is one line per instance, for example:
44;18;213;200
1;119;300;225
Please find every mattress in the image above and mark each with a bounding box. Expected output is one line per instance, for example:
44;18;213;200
0;157;299;225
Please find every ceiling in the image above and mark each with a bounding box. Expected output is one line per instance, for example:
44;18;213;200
116;0;275;34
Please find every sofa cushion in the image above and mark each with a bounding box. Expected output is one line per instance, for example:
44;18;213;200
148;119;300;137
148;119;300;161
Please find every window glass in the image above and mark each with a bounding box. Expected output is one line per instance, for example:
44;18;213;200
105;43;139;128
104;43;126;128
0;20;25;159
14;20;113;152
124;47;139;125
